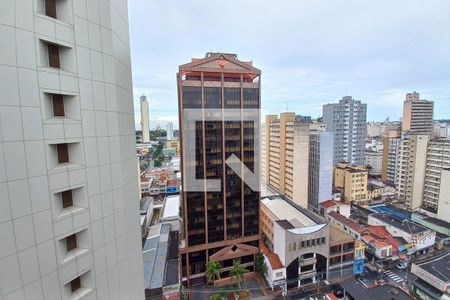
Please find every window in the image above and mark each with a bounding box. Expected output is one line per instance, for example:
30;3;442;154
62;190;73;208
57;143;69;163
52;94;65;116
66;234;77;251
48;44;60;68
70;276;81;292
45;0;57;18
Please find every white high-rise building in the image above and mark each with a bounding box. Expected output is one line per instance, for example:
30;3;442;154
422;138;450;214
308;129;334;211
166;122;174;140
0;1;143;299
323;96;367;165
395;134;430;210
140;95;150;143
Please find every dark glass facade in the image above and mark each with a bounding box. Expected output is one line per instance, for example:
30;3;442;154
178;54;261;287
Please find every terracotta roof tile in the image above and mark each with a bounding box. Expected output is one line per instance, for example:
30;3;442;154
259;241;283;270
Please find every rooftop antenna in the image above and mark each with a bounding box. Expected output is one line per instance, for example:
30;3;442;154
286;101;289;112
345;88;348;96
269;104;272;115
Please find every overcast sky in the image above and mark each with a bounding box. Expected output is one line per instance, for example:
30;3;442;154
129;0;450;130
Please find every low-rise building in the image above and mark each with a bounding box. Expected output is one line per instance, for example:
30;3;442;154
260;196;330;290
367;183;384;201
411;252;450;300
143;224;180;300
339;278;413;300
411;212;450;246
368;213;435;254
166;139;180;156
160;195;180;231
328;225;356;280
325;210;365;240
319;200;351;218
360;225;408;260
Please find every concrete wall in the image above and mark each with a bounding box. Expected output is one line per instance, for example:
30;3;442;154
0;0;144;298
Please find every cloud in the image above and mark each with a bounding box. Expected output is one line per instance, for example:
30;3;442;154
129;0;450;127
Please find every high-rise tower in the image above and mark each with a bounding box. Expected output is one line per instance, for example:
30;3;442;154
402;91;434;135
167;122;174;140
140;95;150;143
0;1;143;298
323;96;367;165
177;53;261;287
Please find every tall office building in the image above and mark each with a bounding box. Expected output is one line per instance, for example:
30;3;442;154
395;134;430;210
177;53;261;286
323;96;367;165
402;91;434;135
422;138;450;213
264;113;333;210
140;95;150;143
166;122;174;140
308;129;334;211
0;1;143;299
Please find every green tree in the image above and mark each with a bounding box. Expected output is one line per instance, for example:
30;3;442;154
254;252;267;278
230;259;247;289
205;260;221;286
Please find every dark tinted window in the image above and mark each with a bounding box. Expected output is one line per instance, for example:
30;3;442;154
182;86;201;108
224;88;240;108
204;87;221;108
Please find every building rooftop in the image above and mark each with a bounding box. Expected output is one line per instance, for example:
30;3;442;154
340;279;413;300
416;252;450;283
370;213;429;235
143;224;172;290
329;224;354;244
161;195;180;220
320;200;348;209
369;284;413;300
328;211;365;233
370;204;411;220
261;197;316;227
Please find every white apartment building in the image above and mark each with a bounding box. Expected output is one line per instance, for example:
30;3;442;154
364;150;383;176
308;130;334;211
0;1;144;299
422;139;450;214
140;95;150;143
166;122;174;140
396;134;429;210
323;96;367;165
437;168;450;223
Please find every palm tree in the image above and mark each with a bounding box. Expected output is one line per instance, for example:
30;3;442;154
205;259;221;286
230;259;247;289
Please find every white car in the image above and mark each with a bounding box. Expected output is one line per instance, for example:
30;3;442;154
396;261;408;270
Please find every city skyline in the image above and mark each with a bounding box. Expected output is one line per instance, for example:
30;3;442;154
129;0;450;129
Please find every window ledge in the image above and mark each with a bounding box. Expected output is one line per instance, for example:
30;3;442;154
34;12;74;27
57;206;86;220
49;163;82;174
61;248;89;265
43;118;82;124
70;287;93;300
38;66;76;77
